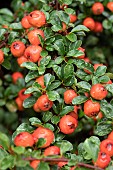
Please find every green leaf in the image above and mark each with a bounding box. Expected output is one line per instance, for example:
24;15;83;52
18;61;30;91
0;132;10;150
77;81;91;91
29;117;42;126
55;56;64;64
24;86;41;94
52;65;62;79
0;8;13;17
44;73;55;88
2;58;11;70
98;75;110;83
38;162;50;170
44;123;54;131
67;49;84;58
58;0;72;5
94;119;112;136
21;62;38;70
54;39;65;56
40;50;48;57
0;29;7;39
25;70;39;83
94;66;107;77
23;96;37;108
42;112;53;122
103;19;112;29
9;22;23;30
72;96;88;105
63;64;74;79
100;102;113;119
36;138;46;148
40;56;51;66
51;116;60;124
75;69;92;81
60;106;74;116
47;91;60;101
1;155;16;170
56;140;73;155
71;25;90;33
83;136;100;162
105;84;113;95
48;80;61;91
66;33;77;42
57;11;70;24
11;146;25;154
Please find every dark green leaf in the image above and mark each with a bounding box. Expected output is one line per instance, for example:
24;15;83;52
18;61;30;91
47;91;60;101
25;70;39;83
56;140;73;155
51;116;60;124
36;138;46;148
66;33;77;42
44;123;54;131
54;39;65;56
48;80;61;91
11;146;25;154
0;132;10;150
1;155;15;169
21;62;38;70
105;84;113;95
23;96;37;108
29;117;42;126
40;56;51;66
60;106;74;116
44;73;55;88
67;49;84;58
77;81;91;91
38;162;50;170
71;25;90;32
94;66;107;77
72;96;88;105
9;22;23;30
75;69;92;81
42;112;53;122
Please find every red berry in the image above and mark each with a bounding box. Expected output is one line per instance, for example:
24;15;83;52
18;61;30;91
93;21;103;33
94;152;111;168
92;2;104;15
12;72;23;84
18;88;31;101
44;146;60;156
69;14;77;23
28;10;46;27
59;115;78;134
0;49;4;64
32;127;54;148
83;17;95;31
35;94;53;111
107;2;113;12
108;131;113;140
30;160;40;170
84;99;100;117
100;139;113;157
35;75;45;89
90;83;108;100
14;132;34;147
15;97;24;111
11;41;25;57
27;29;44;45
64;89;77;104
21;16;32;29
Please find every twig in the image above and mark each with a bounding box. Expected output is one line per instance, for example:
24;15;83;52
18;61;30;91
0;32;9;49
23;157;104;170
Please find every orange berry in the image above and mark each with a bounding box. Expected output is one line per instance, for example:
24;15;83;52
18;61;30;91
68;111;78;120
28;10;46;27
33;102;41;112
59;115;78;134
92;2;104;15
17;55;28;66
94;152;111;168
35;75;45;89
30;160;40;170
100;139;113;157
24;45;42;62
93;63;103;70
78;47;85;59
11;41;25;57
93;21;103;33
44;146;60;156
69;14;77;23
64;89;77;104
107;2;113;12
32;127;54;148
15;97;24;111
0;49;4;64
90;84;108;100
84;99;100;117
12;72;23;84
59;22;67;33
108;131;113;140
83;17;95;31
14;132;34;147
18;88;31;101
27;29;44;45
35;94;53;111
21;16;32;29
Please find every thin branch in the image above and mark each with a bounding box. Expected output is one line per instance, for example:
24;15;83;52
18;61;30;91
0;32;9;49
23;157;104;170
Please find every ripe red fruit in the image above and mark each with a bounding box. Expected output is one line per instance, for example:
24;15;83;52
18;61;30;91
33;102;41;112
107;2;113;12
108;131;113;140
59;115;78;134
35;94;53;111
92;2;104;15
44;146;60;156
35;75;45;89
68;111;78;120
94;152;111;168
93;21;103;33
90;83;108;100
84;99;100;117
100;139;113;157
0;49;4;64
64;89;77;104
14;132;34;147
27;29;44;45
18;88;31;101
28;10;46;27
30;160;40;170
12;72;23;84
24;45;42;62
21;16;32;29
59;22;67;33
69;14;77;23
15;97;24;111
11;41;25;57
32;127;54;148
83;17;95;31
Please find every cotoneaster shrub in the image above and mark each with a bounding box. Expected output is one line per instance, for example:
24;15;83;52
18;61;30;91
0;0;113;170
